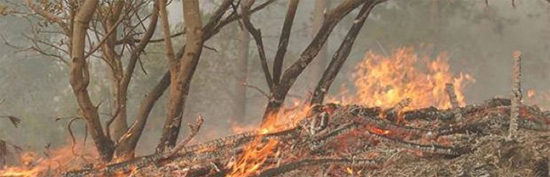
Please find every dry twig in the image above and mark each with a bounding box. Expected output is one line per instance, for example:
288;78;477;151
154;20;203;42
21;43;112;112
446;83;463;121
165;115;205;158
508;51;522;140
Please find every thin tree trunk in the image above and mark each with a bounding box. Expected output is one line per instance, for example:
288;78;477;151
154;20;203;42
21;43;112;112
68;0;115;162
158;0;204;152
113;0;160;160
262;0;372;121
311;1;377;105
234;27;250;122
100;1;128;142
122;1;274;144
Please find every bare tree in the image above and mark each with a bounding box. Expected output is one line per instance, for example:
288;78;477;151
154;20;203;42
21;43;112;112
3;0;383;163
6;0;276;161
311;1;380;105
241;0;386;122
157;0;205;152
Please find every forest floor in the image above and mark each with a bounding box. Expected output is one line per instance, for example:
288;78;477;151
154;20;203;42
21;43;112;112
119;98;550;177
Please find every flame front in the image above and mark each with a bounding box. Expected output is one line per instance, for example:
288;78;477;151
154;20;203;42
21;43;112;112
351;47;474;109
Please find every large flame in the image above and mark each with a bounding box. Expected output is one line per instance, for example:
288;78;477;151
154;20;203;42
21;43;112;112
350;47;474;109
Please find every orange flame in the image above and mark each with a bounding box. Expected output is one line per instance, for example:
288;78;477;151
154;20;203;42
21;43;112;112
0;143;96;177
525;88;550;110
229;101;311;176
228;112;279;177
348;47;474;109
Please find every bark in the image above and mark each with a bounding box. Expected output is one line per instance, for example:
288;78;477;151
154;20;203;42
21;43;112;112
115;73;169;158
310;1;377;105
233;27;250;122
272;0;300;85
68;0;114;162
158;0;178;79
113;0;160;160
508;51;522;139
240;0;273;91
131;0;275;141
99;1;128;142
158;0;204;152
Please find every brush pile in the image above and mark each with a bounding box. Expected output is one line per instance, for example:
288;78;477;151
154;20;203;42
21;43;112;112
64;97;550;177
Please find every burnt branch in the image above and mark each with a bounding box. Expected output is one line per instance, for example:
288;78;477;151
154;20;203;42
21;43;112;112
508;51;522;140
272;0;299;85
240;0;274;91
310;1;378;105
166;115;205;158
367;132;465;156
0;115;21;128
445;83;463;121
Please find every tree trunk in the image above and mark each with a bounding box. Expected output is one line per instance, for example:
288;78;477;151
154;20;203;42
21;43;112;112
68;0;115;162
158;0;204;152
234;27;250;122
262;0;370;122
99;2;128;141
112;1;160;160
311;1;377;105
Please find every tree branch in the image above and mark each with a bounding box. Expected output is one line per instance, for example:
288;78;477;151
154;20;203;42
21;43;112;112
240;0;274;92
164;115;204;158
310;1;378;105
114;0;160;159
272;0;299;85
68;0;114;162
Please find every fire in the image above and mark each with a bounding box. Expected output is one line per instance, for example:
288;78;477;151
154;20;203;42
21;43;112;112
228;113;279;177
228;139;278;176
346;167;362;175
0;143;96;177
350;47;474;110
528;89;536;98
368;125;390;135
525;88;550;110
228;101;311;176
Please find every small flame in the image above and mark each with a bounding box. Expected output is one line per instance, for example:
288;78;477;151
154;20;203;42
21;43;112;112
525;88;550;110
346;167;354;175
527;89;536;98
229;101;311;176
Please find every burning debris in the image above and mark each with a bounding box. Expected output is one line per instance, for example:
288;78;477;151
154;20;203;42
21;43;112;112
60;98;550;177
3;49;550;177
